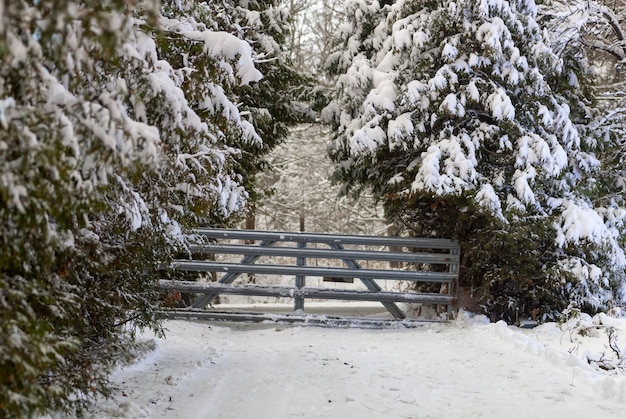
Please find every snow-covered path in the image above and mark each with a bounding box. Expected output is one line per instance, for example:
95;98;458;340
92;313;626;418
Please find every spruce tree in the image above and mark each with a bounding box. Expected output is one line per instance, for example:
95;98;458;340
0;0;270;415
325;0;626;321
195;0;313;213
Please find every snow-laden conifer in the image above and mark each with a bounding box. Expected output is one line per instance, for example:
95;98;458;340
325;0;626;321
0;0;280;415
183;0;311;216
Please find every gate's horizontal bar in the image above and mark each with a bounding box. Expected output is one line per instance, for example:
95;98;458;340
170;261;457;282
194;228;459;250
187;244;458;264
156;310;436;328
159;280;455;304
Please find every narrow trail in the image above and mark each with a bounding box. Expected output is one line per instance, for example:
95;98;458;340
90;317;626;418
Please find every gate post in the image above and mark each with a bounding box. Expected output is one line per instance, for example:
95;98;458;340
294;241;306;311
448;246;460;320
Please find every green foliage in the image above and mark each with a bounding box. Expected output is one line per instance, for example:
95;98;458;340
325;0;626;322
386;192;571;322
0;44;164;419
469;219;570;323
0;0;292;415
182;0;314;208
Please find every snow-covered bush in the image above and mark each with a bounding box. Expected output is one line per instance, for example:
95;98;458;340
324;0;626;322
0;0;287;415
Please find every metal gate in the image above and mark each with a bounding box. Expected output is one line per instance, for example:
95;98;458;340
159;229;460;327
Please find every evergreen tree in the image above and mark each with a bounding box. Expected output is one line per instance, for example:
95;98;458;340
0;0;271;415
324;0;626;322
539;0;626;221
197;0;313;216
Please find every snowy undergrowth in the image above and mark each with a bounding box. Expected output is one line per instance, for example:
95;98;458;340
489;314;626;401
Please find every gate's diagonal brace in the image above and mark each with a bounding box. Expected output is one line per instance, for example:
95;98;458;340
190;240;277;308
328;243;406;319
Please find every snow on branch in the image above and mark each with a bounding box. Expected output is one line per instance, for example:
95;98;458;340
541;0;626;62
178;30;263;85
555;200;626;271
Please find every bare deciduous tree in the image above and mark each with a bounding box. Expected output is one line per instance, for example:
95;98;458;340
255;123;386;235
285;0;345;82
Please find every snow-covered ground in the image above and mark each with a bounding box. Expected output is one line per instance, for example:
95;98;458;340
89;307;626;418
